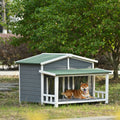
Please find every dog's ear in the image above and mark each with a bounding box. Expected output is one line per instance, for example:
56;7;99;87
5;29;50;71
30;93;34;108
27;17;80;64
80;82;83;84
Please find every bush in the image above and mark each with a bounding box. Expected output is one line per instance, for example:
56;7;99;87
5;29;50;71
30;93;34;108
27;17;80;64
0;34;38;69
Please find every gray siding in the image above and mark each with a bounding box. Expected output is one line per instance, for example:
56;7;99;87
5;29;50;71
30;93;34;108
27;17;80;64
69;58;92;69
20;64;41;103
44;58;67;70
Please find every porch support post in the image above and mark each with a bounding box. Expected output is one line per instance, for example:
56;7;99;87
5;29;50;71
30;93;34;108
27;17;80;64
19;65;21;104
62;77;65;99
93;75;95;97
46;77;49;102
105;74;109;104
54;76;59;107
41;73;44;105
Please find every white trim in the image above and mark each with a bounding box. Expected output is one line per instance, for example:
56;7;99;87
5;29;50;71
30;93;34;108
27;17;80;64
43;101;55;105
70;54;98;63
41;55;68;65
95;91;106;94
46;77;49;102
105;74;109;104
67;57;70;69
19;65;21;103
41;65;43;70
54;76;59;107
68;77;70;89
58;99;106;105
43;94;55;97
41;73;44;105
92;63;94;68
39;70;56;76
93;75;96;97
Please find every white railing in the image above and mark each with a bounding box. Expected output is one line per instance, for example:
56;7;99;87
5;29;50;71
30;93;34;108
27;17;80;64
43;94;55;104
95;91;106;99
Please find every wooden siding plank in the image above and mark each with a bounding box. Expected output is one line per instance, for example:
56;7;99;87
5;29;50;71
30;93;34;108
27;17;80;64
69;58;92;69
44;59;67;70
21;87;41;92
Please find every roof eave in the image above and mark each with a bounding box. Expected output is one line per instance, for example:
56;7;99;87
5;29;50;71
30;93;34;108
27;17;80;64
70;54;98;63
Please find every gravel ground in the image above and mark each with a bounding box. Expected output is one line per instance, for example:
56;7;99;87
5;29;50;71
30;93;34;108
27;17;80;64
0;71;19;76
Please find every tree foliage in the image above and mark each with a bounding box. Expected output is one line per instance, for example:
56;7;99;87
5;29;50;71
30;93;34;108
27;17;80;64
9;0;120;79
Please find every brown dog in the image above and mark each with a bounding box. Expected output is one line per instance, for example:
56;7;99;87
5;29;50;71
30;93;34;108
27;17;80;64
61;83;93;99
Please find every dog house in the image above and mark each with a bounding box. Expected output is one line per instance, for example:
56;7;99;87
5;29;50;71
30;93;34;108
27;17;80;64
16;53;111;107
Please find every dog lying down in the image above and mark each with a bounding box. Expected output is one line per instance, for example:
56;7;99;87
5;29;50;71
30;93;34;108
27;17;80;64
61;83;93;99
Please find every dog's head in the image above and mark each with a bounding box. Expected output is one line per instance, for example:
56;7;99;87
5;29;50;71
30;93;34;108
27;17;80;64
80;83;89;94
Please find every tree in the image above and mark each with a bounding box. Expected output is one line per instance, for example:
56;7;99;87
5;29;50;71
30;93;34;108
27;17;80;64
9;0;120;79
88;0;120;80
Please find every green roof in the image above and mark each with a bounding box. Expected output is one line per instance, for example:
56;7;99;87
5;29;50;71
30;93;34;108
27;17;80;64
16;53;98;64
16;54;65;64
45;68;111;76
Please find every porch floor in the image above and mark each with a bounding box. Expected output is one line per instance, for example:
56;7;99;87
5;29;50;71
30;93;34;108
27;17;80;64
58;98;106;104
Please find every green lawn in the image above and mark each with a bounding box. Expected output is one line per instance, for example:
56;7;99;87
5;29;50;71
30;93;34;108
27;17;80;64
0;76;120;120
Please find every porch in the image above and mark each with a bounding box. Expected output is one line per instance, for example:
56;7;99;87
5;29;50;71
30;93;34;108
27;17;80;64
40;68;111;107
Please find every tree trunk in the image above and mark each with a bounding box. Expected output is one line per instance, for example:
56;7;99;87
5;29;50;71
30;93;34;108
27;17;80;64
113;68;119;80
106;52;119;80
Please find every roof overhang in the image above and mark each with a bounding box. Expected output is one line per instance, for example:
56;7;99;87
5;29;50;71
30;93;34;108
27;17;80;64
39;68;111;77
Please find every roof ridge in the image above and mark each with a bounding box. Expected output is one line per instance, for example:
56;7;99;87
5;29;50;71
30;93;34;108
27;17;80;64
42;53;72;56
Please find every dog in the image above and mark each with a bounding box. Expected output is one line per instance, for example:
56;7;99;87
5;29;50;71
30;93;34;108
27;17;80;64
61;83;93;99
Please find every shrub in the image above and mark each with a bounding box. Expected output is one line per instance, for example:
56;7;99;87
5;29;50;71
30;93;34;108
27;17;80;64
0;34;38;69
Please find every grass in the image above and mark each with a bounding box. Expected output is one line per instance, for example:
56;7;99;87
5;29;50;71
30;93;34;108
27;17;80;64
0;75;120;120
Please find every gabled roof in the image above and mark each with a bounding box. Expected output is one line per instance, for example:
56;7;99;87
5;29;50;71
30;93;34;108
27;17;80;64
16;53;98;65
39;68;111;76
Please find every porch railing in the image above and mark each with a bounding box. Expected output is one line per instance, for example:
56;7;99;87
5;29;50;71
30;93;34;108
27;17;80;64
95;91;106;99
43;94;55;104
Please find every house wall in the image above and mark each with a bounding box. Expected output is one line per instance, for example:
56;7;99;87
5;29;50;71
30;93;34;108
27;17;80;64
20;64;41;103
44;58;67;70
69;58;92;69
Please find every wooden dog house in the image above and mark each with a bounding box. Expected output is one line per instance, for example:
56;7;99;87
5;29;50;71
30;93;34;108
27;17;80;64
16;53;111;107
